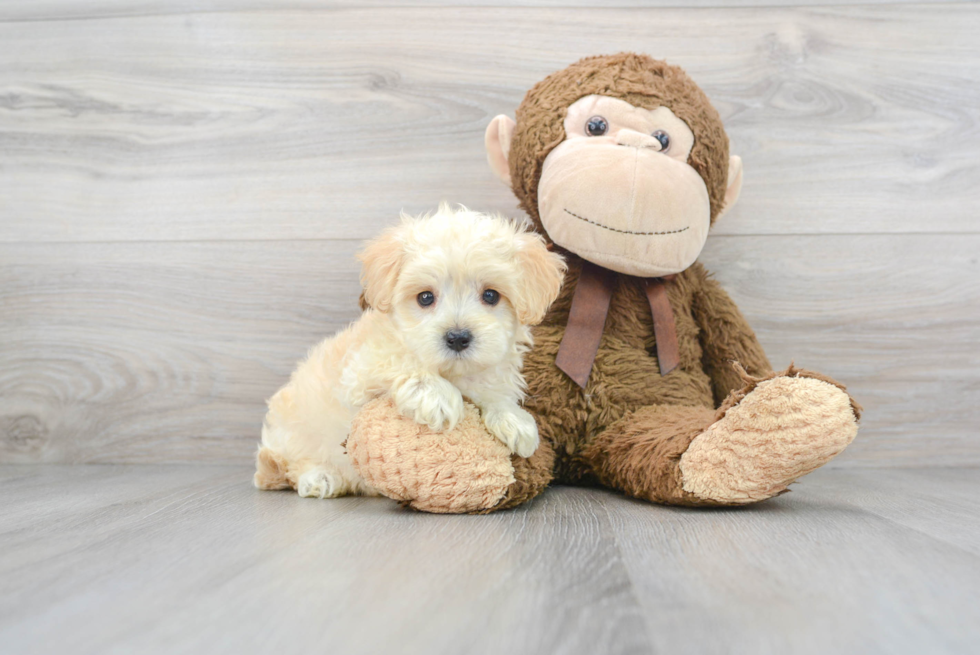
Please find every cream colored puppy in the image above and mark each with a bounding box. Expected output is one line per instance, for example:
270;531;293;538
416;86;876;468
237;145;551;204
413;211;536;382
254;205;566;499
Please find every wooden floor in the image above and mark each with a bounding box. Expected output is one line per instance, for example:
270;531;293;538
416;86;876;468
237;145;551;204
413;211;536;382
1;465;977;655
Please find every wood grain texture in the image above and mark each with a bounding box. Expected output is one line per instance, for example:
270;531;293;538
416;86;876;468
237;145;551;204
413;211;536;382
2;5;979;242
0;240;363;464
1;4;978;467
798;467;980;556
1;465;978;655
0;466;653;655
1;234;977;466
0;1;966;23
602;468;980;655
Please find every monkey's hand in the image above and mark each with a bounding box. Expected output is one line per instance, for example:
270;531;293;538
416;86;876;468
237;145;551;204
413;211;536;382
393;374;465;432
482;403;539;458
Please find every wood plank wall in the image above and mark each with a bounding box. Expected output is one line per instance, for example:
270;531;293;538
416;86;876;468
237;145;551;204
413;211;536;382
1;2;978;466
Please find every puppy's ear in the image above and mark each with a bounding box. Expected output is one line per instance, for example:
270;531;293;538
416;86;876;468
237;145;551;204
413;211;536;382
513;232;566;325
358;225;406;312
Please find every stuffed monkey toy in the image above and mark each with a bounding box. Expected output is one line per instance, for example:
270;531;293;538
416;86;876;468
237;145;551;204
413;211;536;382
347;53;861;513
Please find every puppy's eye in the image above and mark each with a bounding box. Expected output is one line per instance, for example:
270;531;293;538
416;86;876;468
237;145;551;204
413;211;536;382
652;130;670;152
482;289;500;306
585;116;608;137
417;291;435;307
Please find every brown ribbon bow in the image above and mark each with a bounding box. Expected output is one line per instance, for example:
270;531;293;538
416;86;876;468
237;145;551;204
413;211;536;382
555;261;680;389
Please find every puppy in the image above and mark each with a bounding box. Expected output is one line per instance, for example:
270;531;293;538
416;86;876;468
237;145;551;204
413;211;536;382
254;205;566;498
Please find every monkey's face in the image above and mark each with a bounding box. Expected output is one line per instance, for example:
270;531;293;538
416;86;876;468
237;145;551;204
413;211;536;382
537;95;710;278
485;56;744;278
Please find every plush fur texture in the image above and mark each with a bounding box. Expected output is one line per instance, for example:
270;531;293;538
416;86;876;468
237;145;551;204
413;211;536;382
509;53;731;233
535;94;714;277
348;54;861;513
679;371;860;504
582;404;718;506
476;258;783;509
347;398;515;513
255;205;565;498
350;258;789;512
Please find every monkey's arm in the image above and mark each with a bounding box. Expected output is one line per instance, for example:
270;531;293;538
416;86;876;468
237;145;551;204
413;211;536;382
691;269;772;406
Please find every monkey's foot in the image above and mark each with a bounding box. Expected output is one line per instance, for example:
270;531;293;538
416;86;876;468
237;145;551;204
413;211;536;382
347;398;516;513
679;366;861;504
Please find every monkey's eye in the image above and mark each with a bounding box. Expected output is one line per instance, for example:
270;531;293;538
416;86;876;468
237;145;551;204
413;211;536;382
482;289;500;306
652;130;670;152
417;291;435;307
585;116;608;137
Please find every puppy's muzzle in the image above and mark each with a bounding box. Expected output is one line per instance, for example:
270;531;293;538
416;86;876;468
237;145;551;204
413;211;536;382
444;329;472;352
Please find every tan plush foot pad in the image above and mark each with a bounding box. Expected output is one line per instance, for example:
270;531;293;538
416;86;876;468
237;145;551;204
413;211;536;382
679;372;859;504
347;398;515;514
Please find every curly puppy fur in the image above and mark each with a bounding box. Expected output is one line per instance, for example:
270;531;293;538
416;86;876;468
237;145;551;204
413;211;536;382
255;205;565;498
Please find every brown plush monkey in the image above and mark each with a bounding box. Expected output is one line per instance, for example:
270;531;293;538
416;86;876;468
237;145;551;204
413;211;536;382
347;53;861;513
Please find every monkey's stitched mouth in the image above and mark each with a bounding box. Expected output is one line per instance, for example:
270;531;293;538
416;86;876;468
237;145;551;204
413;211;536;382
563;209;689;236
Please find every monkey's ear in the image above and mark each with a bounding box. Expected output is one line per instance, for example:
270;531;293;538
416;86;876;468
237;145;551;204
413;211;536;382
717;155;744;221
485;115;516;186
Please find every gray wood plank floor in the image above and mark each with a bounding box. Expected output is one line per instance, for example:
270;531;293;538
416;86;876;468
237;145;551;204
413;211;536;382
1;465;978;655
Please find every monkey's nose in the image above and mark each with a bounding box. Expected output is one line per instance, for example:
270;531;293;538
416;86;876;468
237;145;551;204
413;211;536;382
615;128;662;150
444;329;472;352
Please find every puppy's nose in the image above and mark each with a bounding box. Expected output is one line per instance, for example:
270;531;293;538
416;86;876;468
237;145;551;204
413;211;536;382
445;329;472;352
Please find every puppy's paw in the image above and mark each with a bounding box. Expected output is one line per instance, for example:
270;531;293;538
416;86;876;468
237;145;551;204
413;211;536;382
483;405;539;458
297;469;344;499
394;375;465;432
